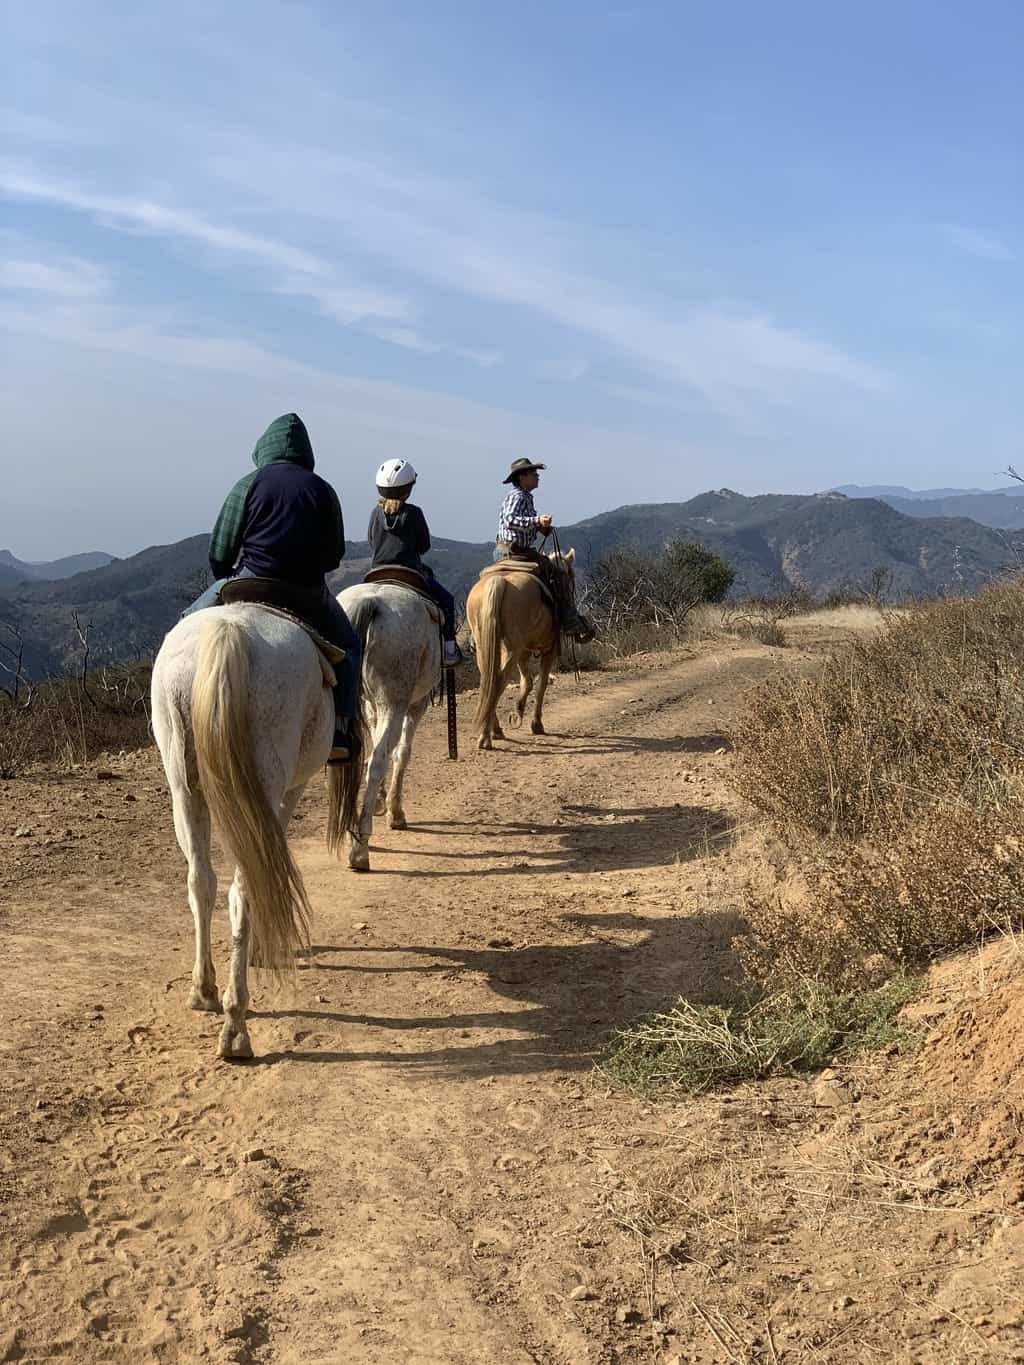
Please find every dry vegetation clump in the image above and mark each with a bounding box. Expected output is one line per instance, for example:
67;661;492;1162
601;977;922;1096
606;586;1024;1095
719;590;813;648
732;584;1024;840
730;582;1024;990
0;664;153;777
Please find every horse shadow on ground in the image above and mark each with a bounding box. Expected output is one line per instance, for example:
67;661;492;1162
375;798;734;877
251;749;748;1073
475;730;732;757
253;904;749;1078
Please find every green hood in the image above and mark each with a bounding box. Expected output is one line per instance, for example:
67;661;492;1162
251;413;315;470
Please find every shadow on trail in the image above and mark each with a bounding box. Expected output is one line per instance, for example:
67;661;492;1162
375;801;735;876
477;731;731;757
253;906;749;1078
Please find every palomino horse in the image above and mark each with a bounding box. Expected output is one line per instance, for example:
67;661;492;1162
339;580;441;871
151;606;359;1059
467;548;578;750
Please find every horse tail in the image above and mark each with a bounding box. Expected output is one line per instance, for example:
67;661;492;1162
324;595;373;855
345;594;379;650
325;672;364;858
473;575;507;733
191;614;310;971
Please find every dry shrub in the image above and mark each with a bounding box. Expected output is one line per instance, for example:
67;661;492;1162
730;582;1024;990
0;664;152;776
732;584;1024;841
601;977;922;1095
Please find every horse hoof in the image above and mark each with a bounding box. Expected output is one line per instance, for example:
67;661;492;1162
349;847;371;871
387;811;407;831
477;737;492;751
374;796;387;816
188;987;222;1013
531;721;546;735
218;1024;253;1061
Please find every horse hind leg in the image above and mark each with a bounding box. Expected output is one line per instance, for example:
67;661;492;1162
481;656;517;746
169;777;220;1013
387;698;429;830
513;656;535;729
365;700;387;814
374;752;391;817
350;708;405;871
219;868;254;1060
531;649;556;735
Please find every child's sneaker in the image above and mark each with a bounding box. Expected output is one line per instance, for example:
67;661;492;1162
442;640;464;668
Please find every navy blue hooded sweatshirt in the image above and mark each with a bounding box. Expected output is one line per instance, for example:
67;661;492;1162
208;414;345;585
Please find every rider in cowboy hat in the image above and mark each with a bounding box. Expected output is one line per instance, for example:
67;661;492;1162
368;459;465;667
495;458;591;639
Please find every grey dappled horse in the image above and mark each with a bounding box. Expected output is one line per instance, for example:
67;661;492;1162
340;581;441;872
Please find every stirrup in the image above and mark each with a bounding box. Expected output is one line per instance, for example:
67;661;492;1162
564;614;595;644
327;727;352;764
442;643;464;669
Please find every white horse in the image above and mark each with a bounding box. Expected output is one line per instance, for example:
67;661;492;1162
339;582;441;872
151;606;360;1060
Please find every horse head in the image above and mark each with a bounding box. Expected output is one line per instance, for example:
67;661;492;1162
547;545;577;596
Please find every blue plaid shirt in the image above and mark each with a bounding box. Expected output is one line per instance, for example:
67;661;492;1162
498;487;540;548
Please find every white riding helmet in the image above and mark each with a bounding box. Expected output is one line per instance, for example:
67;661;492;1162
376;459;418;490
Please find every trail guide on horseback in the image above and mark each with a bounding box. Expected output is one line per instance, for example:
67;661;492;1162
468;458;595;750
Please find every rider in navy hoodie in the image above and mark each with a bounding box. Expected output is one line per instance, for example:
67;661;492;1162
185;413;360;762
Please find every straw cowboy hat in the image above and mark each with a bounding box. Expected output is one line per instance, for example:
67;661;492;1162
502;458;547;484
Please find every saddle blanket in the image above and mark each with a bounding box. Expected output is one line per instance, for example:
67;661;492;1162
362;568;443;626
478;558;556;610
216;595;343;688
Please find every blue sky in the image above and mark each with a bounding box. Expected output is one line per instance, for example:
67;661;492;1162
2;0;1021;558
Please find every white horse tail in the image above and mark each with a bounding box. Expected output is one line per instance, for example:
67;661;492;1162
191;614;311;970
346;594;379;650
473;574;507;733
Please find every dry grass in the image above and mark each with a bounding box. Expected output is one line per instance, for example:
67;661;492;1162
729;582;1024;988
601;979;921;1096
0;665;153;777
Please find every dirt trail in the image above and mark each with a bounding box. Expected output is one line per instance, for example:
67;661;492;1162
3;631;1023;1363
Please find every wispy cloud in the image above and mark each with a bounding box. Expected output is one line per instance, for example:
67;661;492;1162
0;167;326;274
939;223;1015;263
203;139;883;412
0;250;109;298
0;167;494;364
363;323;501;368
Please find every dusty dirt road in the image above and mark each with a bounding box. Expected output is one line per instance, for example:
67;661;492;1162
3;632;1024;1363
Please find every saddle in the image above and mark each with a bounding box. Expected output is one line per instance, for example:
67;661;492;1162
478;558;557;611
217;577;344;687
363;565;443;625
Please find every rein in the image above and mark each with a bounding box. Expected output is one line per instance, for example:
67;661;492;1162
545;527;581;684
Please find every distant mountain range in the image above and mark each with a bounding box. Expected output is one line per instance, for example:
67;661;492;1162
0;548;113;590
834;484;1023;501
836;484;1024;530
2;491;1021;678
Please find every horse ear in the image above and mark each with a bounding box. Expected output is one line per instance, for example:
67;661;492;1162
565;546;575;562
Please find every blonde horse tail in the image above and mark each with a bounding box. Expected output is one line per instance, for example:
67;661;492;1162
473;575;507;733
325;678;364;857
191;614;310;971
